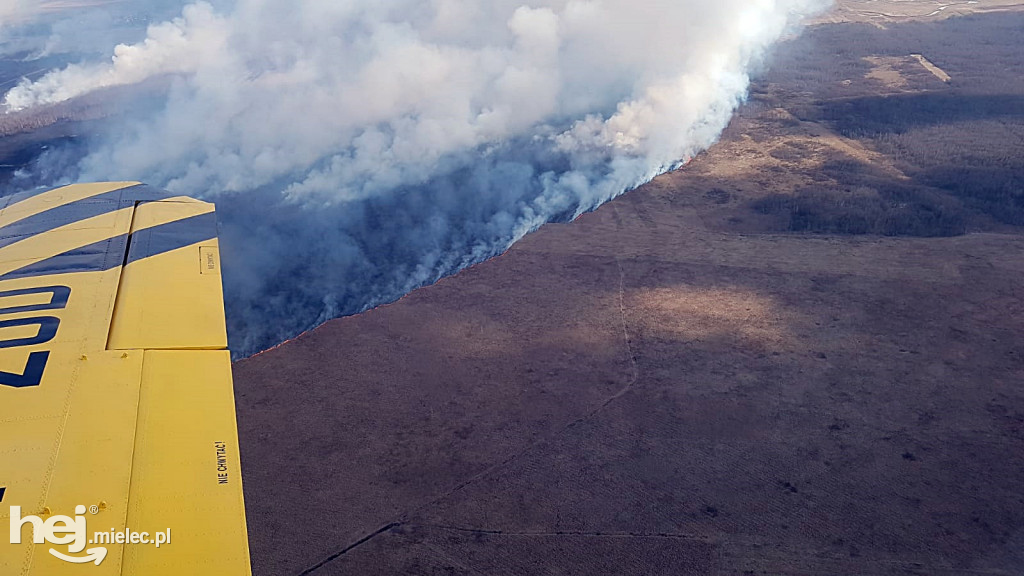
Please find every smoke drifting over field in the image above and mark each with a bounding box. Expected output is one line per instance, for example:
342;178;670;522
2;0;829;355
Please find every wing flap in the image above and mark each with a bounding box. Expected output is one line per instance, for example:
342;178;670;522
121;350;250;576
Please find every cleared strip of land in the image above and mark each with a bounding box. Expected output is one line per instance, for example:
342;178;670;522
912;54;952;82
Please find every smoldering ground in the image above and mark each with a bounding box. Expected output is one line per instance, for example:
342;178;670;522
1;0;831;356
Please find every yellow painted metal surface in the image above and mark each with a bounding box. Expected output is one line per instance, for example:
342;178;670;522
0;182;139;228
107;200;227;350
0;183;251;575
121;350;250;576
0;209;135;277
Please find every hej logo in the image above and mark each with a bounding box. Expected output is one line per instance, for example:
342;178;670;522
10;505;107;565
9;504;172;566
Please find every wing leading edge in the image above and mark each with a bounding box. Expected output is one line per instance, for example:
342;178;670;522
0;183;251;575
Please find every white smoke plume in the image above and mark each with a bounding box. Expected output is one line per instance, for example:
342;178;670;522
3;0;831;355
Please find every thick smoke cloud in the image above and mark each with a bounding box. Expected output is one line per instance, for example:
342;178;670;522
3;0;830;355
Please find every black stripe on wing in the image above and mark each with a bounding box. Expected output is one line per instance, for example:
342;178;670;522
0;210;217;280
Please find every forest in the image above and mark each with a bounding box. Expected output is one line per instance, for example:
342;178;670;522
748;12;1024;235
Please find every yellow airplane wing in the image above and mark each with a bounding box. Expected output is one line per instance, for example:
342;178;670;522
0;183;251;575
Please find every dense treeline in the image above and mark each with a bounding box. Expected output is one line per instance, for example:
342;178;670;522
753;185;967;236
0;99;108;138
